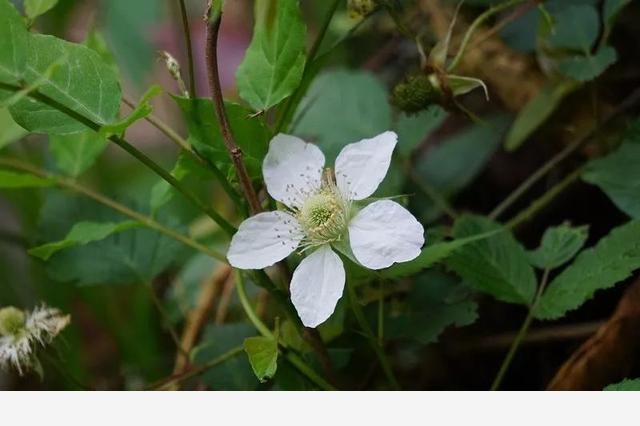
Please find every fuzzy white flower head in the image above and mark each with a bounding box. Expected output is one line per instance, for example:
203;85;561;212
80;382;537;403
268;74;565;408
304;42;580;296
227;131;425;327
0;305;70;375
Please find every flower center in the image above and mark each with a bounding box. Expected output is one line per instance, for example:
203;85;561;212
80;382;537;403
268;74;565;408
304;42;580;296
0;306;26;338
297;187;347;245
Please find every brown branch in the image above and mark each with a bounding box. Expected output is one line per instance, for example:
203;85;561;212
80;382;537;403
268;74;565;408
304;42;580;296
204;1;262;214
170;264;231;390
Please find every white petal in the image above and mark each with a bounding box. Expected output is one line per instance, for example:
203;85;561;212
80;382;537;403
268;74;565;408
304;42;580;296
348;200;424;270
334;131;397;201
227;211;303;269
290;245;345;328
263;133;325;209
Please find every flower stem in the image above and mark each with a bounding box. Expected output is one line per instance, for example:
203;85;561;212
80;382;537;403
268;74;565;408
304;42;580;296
0;82;236;236
490;268;550;390
235;271;337;390
204;2;262;215
346;274;401;390
177;0;196;96
0;157;227;262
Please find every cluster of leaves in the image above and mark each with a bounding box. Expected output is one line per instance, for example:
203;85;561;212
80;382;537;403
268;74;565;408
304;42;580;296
1;0;640;391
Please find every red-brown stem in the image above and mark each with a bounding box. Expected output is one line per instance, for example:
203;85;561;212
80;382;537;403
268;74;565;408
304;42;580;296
204;2;262;214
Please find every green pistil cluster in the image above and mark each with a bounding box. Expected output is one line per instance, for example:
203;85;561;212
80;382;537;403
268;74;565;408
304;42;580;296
0;306;26;338
298;188;347;246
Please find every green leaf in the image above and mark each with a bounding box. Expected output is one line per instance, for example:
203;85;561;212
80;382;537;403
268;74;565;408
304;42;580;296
505;80;577;151
98;85;161;138
0;108;27;150
547;5;599;51
193;323;258;390
25;0;59;20
395;107;447;156
386;271;478;344
236;0;306;111
293;69;392;162
0;0;29;88
527;224;589;269
29;220;141;261
535;220;640;320
50;130;108;177
446;215;537;305
604;378;640;391
557;46;617;82
150;152;211;213
39;191;187;286
0;170;53;188
582;143;640;219
381;229;502;279
604;0;631;29
173;97;269;178
243;336;279;383
10;34;121;134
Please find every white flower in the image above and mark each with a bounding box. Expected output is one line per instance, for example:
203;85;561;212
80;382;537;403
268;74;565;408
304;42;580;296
0;305;70;375
227;131;425;327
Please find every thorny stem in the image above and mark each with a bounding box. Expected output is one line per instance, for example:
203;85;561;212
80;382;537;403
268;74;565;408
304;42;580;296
235;271;338;391
490;268;550;391
489;86;640;220
204;2;262;214
0;157;227;262
275;0;342;133
121;96;243;208
0;82;236;236
346;273;401;390
177;0;197;96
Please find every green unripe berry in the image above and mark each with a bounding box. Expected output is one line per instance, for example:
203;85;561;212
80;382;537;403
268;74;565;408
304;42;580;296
391;74;441;114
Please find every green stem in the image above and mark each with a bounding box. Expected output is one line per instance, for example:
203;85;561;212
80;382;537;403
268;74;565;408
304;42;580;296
235;271;337;391
405;158;458;220
147;345;244;390
490;268;550;391
146;282;188;356
377;280;384;346
0;82;236;236
177;0;197;96
448;0;525;72
346;274;401;390
121;96;243;210
275;0;341;133
489;86;640;220
0;157;227;262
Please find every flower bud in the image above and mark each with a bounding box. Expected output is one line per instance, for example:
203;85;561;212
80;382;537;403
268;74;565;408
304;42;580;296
159;51;188;96
391;74;441;114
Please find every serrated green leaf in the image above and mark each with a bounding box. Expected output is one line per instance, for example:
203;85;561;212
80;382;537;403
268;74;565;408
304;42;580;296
25;0;59;20
173;97;269;178
10;34;121;134
505;80;577;151
446;215;537;305
381;229;502;279
527;224;589;270
0;0;29;89
582;143;640;219
0;170;53;188
604;378;640;391
50;130;108;177
0;108;27;150
557;46;617;82
236;0;306;111
535;221;640;320
243;336;278;383
29;220;141;261
395;107;447;156
293;69;392;162
99;85;161;138
547;5;599;51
